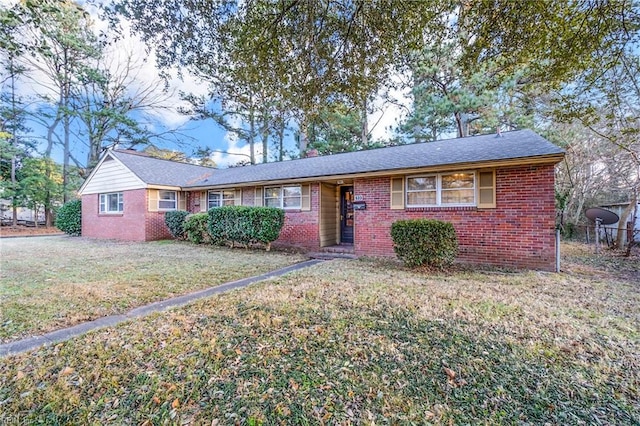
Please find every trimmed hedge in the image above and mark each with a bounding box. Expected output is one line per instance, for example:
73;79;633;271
184;212;210;244
390;219;458;268
164;210;190;240
208;206;284;250
55;199;82;236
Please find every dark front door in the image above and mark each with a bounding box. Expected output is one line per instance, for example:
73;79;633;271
340;186;354;244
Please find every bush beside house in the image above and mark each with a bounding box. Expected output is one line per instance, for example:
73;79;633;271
391;219;458;268
208;206;284;251
164;210;190;240
184;213;210;244
55;199;82;236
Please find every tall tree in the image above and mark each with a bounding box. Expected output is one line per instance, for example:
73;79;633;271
13;0;100;212
16;156;63;228
109;0;441;157
73;48;179;170
0;5;34;225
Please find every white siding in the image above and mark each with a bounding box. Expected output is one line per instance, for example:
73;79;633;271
81;158;146;194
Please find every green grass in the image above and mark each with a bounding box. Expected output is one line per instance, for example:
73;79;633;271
0;241;638;424
0;236;306;343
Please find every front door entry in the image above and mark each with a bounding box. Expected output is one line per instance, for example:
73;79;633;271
340;186;354;244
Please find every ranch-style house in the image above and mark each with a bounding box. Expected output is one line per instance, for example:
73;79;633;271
78;129;565;270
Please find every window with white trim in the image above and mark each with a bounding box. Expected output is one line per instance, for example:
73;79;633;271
208;190;236;209
406;172;476;207
158;190;177;210
264;185;302;209
99;192;123;214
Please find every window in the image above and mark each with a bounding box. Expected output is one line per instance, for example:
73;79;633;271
208;190;236;209
265;185;302;209
99;192;123;214
407;176;436;206
158;190;177;210
441;173;475;204
406;172;476;207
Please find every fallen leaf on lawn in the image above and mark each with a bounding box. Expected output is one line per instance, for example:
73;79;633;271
171;398;180;409
443;367;456;380
15;371;25;380
152;396;161;404
60;367;75;377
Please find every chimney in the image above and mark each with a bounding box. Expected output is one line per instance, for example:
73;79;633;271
305;148;319;158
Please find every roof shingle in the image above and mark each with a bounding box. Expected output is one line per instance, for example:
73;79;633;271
109;129;563;188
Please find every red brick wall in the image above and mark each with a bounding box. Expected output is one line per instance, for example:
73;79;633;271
81;189;172;241
189;184;321;251
273;183;321;251
353;164;557;271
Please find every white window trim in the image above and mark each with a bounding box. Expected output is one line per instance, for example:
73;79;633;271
99;192;123;214
158;190;177;211
208;189;236;209
406;171;476;207
264;185;302;210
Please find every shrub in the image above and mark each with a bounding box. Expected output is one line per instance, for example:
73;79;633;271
164;210;190;239
184;213;211;244
208;206;284;250
55;199;82;236
390;219;458;268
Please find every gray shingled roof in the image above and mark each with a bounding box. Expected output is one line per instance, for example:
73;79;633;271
109;129;563;188
109;150;216;187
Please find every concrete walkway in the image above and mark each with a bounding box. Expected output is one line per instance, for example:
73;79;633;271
0;259;324;358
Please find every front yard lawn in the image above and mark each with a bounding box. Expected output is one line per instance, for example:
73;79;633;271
0;242;638;424
0;236;306;343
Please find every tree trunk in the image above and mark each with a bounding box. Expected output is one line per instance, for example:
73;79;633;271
454;111;464;138
11;156;17;226
298;118;309;154
277;119;285;162
361;96;368;147
248;104;256;165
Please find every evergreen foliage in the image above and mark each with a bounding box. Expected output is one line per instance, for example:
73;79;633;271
208;206;284;251
164;210;190;240
55;199;81;236
183;212;210;244
391;219;458;268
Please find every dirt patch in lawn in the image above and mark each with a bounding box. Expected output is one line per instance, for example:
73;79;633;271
0;237;307;343
0;225;63;237
0;242;638;424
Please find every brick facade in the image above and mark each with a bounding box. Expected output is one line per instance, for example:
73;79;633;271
81;164;557;270
353;164;557;270
273;183;321;251
82;189;172;241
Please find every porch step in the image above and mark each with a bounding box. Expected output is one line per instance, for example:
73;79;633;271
308;244;357;260
308;252;358;260
321;244;355;254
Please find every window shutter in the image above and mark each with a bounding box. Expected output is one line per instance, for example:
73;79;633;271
301;184;311;211
234;189;242;205
477;170;496;208
178;192;186;211
200;191;207;212
390;177;405;210
254;187;263;206
148;189;159;212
